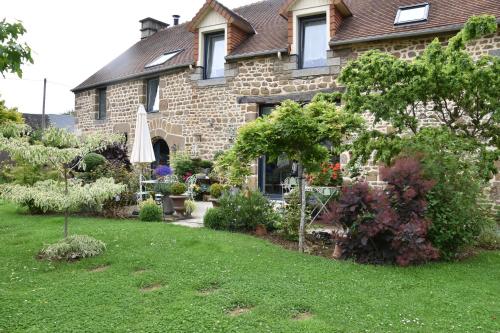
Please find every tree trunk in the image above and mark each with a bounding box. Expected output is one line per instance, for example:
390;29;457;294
298;163;306;252
64;168;69;238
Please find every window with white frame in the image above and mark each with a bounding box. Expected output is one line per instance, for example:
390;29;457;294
204;31;225;79
299;14;327;69
394;3;429;25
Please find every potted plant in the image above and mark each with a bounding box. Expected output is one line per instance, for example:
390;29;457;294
184;199;196;218
154;182;174;215
170;182;188;216
208;183;224;207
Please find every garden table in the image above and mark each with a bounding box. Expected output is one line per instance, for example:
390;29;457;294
305;186;339;224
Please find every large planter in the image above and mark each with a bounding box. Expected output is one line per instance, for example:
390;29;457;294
170;195;187;216
161;195;175;215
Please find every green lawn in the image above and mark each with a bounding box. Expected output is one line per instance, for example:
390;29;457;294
0;203;499;333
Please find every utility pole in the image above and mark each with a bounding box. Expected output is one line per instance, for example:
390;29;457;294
41;78;47;130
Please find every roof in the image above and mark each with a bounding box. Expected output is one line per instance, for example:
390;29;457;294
189;0;256;33
73;0;500;92
334;0;500;44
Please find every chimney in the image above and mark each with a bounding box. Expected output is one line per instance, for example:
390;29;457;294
173;15;180;26
139;17;169;39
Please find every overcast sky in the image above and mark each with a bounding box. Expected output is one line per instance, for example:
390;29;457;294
0;0;256;115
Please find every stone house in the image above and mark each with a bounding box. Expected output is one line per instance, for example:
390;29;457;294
73;0;500;200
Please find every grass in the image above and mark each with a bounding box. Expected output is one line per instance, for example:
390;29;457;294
0;202;499;332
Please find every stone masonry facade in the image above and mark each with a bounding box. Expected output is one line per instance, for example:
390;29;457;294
75;29;500;209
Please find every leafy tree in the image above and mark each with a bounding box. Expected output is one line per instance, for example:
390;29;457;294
0;19;33;78
340;15;499;173
0;127;125;237
0;97;23;125
228;94;363;251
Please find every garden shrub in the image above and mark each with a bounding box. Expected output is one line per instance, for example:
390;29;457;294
281;189;311;241
171;153;196;180
205;191;279;232
323;158;439;266
203;208;228;230
38;235;106;261
400;129;493;260
184;199;196;216
170;182;187;195
139;199;163;222
83;153;106;172
209;183;224;199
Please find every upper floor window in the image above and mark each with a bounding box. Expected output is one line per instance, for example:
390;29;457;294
146;78;160;113
299;14;327;69
394;3;429;25
204;32;225;79
97;88;106;120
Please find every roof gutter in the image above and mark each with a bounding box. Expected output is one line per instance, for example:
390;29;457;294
330;19;500;47
71;63;192;93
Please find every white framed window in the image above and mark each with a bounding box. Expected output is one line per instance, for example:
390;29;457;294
145;50;181;68
394;3;429;25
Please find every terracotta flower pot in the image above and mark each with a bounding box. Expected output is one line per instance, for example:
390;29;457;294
255;224;267;236
170;195;187;216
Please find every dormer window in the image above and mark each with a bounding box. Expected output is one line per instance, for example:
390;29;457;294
395;3;429;25
204;32;225;79
299;14;327;69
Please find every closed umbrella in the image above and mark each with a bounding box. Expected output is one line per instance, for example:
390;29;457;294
130;104;155;200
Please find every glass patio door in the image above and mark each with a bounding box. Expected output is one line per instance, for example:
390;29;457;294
258;105;294;197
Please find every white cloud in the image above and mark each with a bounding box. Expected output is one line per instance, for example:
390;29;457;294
0;0;256;114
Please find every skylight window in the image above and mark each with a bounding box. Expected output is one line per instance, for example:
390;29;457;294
145;50;181;68
394;3;429;25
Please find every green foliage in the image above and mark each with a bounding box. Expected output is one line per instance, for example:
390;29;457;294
154;182;171;195
0;19;33;78
184;199;196;216
171;152;196;178
0;161;59;185
170;182;187;195
401;129;493;259
139;199;163;222
204;191;279;232
212;148;251;187
0;178;125;214
0;98;23;125
209;183;225;198
281;189;311;240
203;207;230;230
38;235;106;261
83;153;106;172
342;16;500;171
476;221;500;250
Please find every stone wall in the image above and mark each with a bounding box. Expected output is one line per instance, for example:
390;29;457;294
75;29;500;208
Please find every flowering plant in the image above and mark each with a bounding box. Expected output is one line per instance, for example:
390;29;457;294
154;165;173;178
306;162;342;186
182;172;193;182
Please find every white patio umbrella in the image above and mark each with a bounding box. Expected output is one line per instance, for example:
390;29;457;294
130;104;155;200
